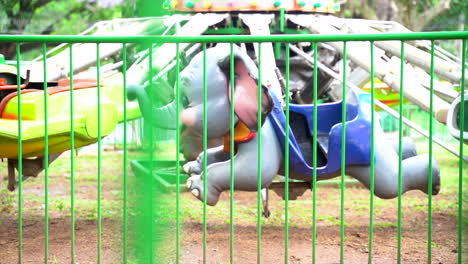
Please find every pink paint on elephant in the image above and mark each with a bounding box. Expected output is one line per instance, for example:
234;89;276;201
181;108;197;127
230;60;273;132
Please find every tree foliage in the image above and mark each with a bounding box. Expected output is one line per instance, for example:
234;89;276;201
424;0;467;31
0;0;136;59
396;0;452;31
341;0;465;32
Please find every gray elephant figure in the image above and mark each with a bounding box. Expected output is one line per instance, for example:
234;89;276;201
132;44;440;206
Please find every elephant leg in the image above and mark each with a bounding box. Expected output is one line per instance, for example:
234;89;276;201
20;153;62;180
186;121;283;206
183;145;229;175
346;123;440;198
347;134;440;198
6;153;62;191
7;159;16;191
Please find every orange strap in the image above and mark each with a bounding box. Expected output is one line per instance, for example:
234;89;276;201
223;121;257;153
0;78;27;90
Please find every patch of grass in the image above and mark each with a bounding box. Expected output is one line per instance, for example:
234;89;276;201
46;196;122;220
212;224;224;230
406;239;444;249
0;188;15;214
51;198;67;213
0;161;6;171
0;151;127;220
373;222;398;229
428;240;444;249
316;215;346;226
433;198;459;213
76;198;121;220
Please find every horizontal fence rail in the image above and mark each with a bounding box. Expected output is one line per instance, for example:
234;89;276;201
0;31;466;264
0;31;467;43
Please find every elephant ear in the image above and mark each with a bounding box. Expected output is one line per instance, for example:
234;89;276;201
228;58;273;132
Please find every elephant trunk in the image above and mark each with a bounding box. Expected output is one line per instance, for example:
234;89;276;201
152;101;177;129
127;84;177;129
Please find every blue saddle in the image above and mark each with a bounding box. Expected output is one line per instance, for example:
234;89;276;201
268;88;373;178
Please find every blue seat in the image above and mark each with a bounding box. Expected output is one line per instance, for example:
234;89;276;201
268;88;372;178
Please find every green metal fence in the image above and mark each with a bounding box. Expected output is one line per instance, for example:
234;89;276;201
0;31;466;263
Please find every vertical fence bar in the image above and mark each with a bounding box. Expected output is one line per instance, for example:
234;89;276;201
122;43;128;264
458;39;466;264
148;44;155;264
340;41;347;264
229;43;235;264
312;42;319;264
175;42;181;264
397;41;405;264
42;43;49;264
69;44;76;264
284;43;290;264
96;42;103;264
276;8;285;59
202;43;208;264
368;40;375;264
428;40;435;264
15;42;23;264
257;43;263;264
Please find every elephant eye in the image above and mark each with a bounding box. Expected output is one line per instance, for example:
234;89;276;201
181;94;190;108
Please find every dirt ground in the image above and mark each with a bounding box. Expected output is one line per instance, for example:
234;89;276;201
0;190;465;263
178;190;463;264
0;151;466;263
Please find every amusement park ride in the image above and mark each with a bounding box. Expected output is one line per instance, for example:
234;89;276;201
0;0;466;215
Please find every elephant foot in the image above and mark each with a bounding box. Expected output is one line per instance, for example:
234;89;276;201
6;175;36;191
424;161;441;196
7;180;17;192
183;160;202;175
186;174;221;206
409;154;441;196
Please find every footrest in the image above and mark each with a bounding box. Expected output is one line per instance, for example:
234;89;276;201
130;159;188;192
